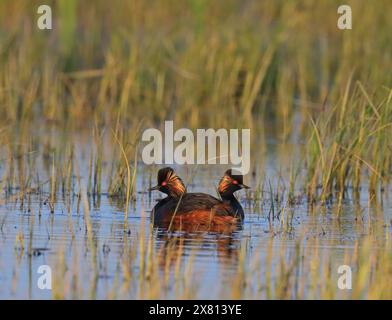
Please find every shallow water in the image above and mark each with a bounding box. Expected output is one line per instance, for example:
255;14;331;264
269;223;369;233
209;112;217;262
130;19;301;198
0;153;390;299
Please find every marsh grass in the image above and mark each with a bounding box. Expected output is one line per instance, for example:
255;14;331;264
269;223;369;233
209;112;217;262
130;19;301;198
306;80;392;202
0;0;391;300
2;1;391;202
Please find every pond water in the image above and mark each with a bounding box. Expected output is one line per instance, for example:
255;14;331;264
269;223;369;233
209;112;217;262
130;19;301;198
0;136;390;299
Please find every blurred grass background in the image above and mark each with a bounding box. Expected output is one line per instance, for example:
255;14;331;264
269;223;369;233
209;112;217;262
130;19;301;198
0;0;391;199
0;0;391;127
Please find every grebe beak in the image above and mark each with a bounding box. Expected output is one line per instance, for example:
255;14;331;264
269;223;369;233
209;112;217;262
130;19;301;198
149;185;160;191
239;184;250;189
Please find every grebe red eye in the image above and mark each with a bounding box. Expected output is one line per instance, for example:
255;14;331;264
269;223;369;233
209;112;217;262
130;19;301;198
232;180;238;185
161;181;167;186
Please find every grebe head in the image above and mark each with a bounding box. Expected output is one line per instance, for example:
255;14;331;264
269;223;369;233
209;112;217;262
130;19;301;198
149;167;186;197
218;169;249;198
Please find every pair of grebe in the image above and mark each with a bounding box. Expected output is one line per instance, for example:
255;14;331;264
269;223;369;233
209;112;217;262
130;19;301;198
150;167;249;229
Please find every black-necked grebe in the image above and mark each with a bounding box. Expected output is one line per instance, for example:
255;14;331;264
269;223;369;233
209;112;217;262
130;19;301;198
150;167;248;230
217;169;249;221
